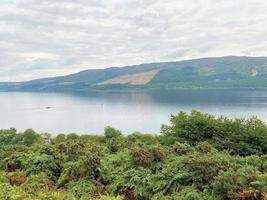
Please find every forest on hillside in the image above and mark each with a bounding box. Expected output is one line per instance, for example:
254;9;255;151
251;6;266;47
1;110;267;200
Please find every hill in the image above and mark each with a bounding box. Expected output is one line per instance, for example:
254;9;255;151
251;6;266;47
1;56;267;92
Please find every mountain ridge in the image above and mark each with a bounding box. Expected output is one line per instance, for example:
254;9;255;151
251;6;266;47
1;56;267;92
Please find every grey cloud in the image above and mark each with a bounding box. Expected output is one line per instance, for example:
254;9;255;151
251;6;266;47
1;0;267;81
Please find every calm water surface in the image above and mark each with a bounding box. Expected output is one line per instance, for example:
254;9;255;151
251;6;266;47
1;90;267;135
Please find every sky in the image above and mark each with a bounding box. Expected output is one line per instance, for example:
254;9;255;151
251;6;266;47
1;0;267;81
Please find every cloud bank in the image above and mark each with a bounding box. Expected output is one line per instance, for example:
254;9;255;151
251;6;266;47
1;0;267;81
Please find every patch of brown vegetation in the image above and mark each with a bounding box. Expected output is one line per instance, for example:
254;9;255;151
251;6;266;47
9;175;27;186
98;69;159;85
122;187;136;200
231;190;265;200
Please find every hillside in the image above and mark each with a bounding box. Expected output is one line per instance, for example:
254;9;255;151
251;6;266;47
1;56;267;92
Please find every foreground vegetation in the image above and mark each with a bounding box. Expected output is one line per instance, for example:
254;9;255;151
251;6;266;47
1;110;267;199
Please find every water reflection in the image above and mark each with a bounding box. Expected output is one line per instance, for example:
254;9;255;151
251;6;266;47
1;90;267;135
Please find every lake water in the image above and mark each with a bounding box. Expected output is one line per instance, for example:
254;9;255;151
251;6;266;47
1;90;267;135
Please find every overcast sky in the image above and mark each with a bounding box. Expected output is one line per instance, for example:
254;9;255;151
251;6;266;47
1;0;267;81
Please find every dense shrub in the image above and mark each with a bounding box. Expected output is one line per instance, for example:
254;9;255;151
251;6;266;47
0;111;267;199
129;145;154;167
21;173;55;193
212;166;267;199
162;110;267;155
172;142;191;155
104;127;122;140
69;179;96;198
151;144;166;162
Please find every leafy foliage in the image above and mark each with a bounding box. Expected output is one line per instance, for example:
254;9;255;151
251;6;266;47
1;111;267;199
162;110;267;155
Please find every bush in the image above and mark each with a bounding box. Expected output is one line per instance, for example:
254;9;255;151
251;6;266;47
109;139;124;153
21;173;55;193
69;179;95;198
151;144;166;162
4;152;26;172
129;144;166;167
212;166;263;199
104;127;122;140
100;150;132;186
22;153;60;181
129;145;154;167
161;110;267;156
195;141;216;153
127;133;159;146
66;133;79;140
57;150;100;187
1;111;267;199
173;142;191;155
16;129;40;146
